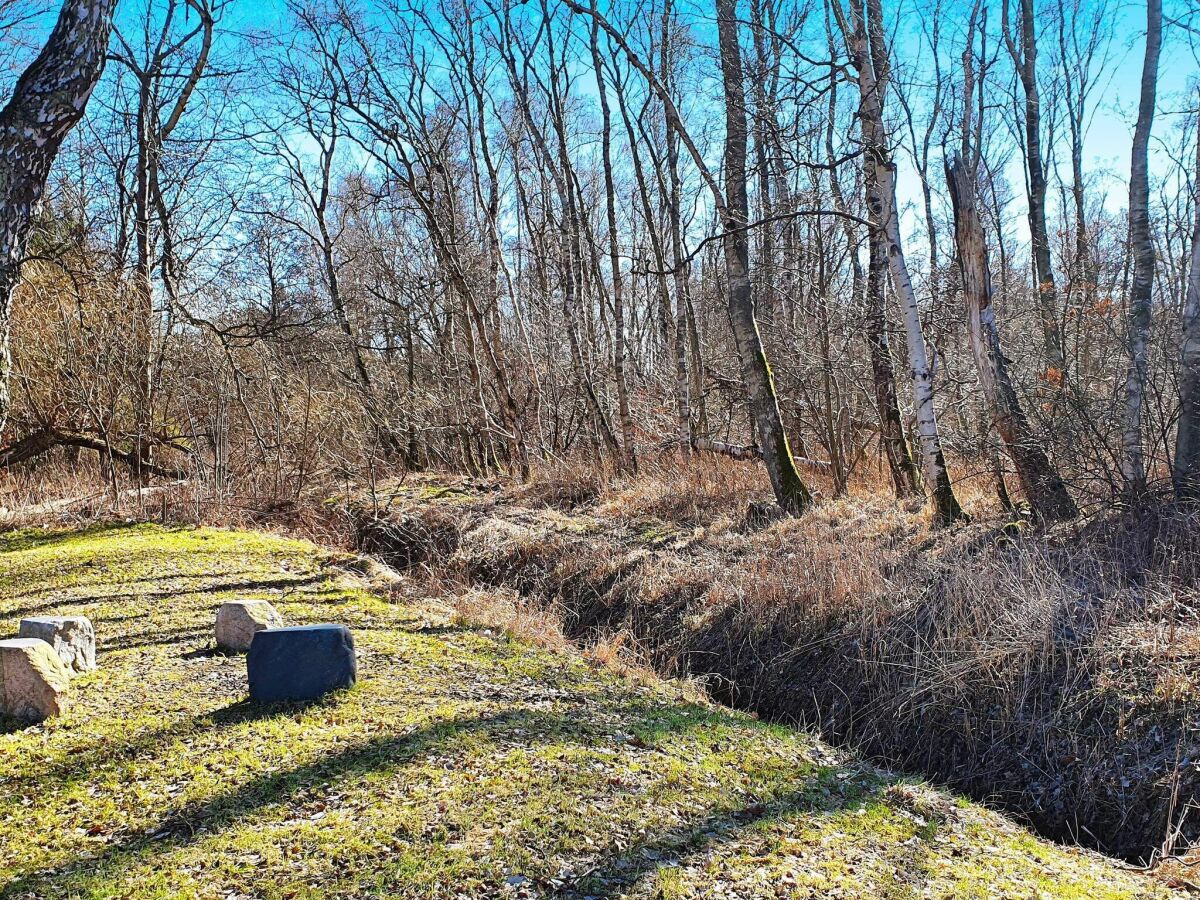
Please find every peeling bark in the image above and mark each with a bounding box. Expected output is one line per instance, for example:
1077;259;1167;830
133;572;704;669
948;155;1077;521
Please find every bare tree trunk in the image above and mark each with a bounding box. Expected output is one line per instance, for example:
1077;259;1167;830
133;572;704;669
132;71;155;478
840;0;964;524
1174;106;1200;499
1121;0;1161;489
0;0;117;433
948;156;1077;521
564;0;813;514
662;11;693;455
716;0;812;515
588;6;636;473
823;9;918;497
868;225;921;496
1056;0;1108;371
112;0;215;480
1003;0;1065;377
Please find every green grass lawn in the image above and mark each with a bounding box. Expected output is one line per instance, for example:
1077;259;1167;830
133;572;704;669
0;523;1167;898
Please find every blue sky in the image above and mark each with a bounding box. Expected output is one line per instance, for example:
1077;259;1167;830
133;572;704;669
2;0;1195;260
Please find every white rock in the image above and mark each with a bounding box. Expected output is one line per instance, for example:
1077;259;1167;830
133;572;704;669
215;600;283;652
0;638;72;722
18;616;96;675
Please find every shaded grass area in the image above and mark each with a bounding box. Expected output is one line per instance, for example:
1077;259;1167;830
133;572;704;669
0;524;1164;898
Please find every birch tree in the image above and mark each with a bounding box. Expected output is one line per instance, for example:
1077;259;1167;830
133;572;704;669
837;0;966;525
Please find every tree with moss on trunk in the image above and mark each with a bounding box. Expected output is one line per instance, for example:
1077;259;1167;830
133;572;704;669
562;0;813;515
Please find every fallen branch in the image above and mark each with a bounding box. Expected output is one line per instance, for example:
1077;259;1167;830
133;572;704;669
691;437;831;471
0;427;191;479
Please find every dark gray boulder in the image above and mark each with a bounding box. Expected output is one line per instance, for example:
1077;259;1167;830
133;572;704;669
246;624;356;703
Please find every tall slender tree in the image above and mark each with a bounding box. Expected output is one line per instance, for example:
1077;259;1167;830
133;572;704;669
947;5;1076;522
564;0;813;514
1174;105;1200;500
714;0;813;514
1002;0;1065;378
837;0;966;525
587;2;637;473
109;0;217;478
1120;0;1162;489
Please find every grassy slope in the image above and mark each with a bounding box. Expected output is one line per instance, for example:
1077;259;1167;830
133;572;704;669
0;524;1165;899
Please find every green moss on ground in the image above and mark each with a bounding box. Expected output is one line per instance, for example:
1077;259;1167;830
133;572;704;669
0;524;1167;898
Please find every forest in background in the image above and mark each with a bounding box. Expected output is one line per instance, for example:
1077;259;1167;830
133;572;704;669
0;0;1197;525
4;0;1200;876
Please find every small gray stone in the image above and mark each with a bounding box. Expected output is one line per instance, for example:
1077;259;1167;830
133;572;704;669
216;600;284;652
0;638;72;722
18;616;96;675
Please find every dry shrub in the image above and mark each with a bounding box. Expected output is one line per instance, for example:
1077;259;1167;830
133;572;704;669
354;506;462;571
581;629;661;683
450;585;568;652
597;454;769;528
511;462;603;511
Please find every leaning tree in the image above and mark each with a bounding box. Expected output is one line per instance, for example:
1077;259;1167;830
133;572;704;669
0;0;118;433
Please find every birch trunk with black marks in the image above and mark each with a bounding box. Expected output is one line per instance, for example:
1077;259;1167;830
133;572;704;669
947;156;1077;521
1174;109;1200;500
824;6;918;498
840;0;964;524
0;0;117;433
1121;0;1161;490
868;222;921;497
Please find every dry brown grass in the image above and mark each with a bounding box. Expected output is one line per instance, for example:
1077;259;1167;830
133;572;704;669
6;453;1197;866
344;457;1200;867
0;458;360;550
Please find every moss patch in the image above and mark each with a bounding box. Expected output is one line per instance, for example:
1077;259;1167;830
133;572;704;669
0;524;1167;898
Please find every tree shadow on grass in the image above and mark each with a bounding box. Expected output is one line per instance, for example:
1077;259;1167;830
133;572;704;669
559;778;938;899
102;624;211;654
0;574;329;621
0;521;143;554
0;700;725;895
207;694;340;725
0;694;351;803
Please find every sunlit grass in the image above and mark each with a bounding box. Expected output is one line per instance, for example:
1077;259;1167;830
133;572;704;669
0;524;1165;898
